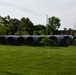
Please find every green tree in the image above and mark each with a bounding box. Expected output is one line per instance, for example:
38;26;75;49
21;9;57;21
0;15;10;26
68;28;74;35
34;24;46;35
20;17;34;35
0;15;21;35
40;36;51;46
7;24;15;35
47;16;61;35
0;24;7;35
9;18;20;34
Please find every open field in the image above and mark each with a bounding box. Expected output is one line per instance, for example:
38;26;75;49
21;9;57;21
0;45;76;75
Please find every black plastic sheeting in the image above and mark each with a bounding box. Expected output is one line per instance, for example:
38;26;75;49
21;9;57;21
16;36;25;45
6;36;20;45
60;35;73;46
20;35;31;45
0;35;75;46
49;35;61;46
24;35;43;46
0;35;10;44
72;36;76;45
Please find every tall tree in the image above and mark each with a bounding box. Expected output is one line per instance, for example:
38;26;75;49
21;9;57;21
9;18;20;34
0;15;10;26
34;24;46;35
68;28;74;35
0;24;7;35
47;16;61;34
20;17;34;35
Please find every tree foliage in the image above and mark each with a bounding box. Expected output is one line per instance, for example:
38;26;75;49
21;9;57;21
0;24;6;35
40;36;51;46
34;24;46;35
47;16;61;34
0;15;34;35
68;28;74;35
0;15;61;35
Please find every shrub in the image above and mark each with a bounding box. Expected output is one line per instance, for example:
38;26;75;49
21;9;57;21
40;36;51;46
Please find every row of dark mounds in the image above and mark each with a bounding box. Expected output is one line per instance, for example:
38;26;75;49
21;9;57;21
0;35;76;46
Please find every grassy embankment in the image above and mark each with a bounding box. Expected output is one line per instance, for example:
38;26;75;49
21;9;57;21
0;45;76;75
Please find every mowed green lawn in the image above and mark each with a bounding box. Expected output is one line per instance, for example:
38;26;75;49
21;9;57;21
0;45;76;75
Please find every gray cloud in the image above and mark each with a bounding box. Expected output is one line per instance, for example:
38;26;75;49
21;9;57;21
0;0;39;16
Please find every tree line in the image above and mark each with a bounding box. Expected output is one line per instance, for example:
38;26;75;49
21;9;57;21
0;15;61;35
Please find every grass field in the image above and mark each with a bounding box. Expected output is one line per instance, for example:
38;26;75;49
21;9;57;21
0;45;76;75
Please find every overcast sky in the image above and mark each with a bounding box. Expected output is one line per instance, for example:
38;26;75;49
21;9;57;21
0;0;76;30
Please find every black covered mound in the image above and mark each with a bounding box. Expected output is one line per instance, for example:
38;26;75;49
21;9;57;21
0;35;75;46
